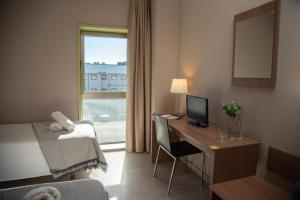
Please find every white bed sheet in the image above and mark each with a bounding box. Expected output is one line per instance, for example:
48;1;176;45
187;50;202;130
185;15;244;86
0;124;51;182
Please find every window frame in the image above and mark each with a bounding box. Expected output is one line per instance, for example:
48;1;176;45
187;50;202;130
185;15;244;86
77;24;128;119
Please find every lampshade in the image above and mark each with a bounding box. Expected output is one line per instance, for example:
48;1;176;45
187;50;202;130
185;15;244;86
170;79;188;94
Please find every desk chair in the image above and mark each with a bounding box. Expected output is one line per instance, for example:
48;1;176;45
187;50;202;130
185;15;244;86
153;114;204;195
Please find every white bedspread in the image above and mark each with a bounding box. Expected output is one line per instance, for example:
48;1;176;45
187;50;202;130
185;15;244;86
33;121;107;178
0;124;51;182
0;179;108;200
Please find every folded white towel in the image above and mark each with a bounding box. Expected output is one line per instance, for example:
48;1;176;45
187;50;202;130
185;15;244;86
23;186;61;200
51;111;75;131
49;122;63;132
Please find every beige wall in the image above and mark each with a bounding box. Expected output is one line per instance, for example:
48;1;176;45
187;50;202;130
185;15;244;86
178;0;300;178
151;0;179;114
0;0;129;123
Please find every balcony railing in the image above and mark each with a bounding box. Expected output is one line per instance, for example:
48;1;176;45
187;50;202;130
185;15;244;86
83;92;126;99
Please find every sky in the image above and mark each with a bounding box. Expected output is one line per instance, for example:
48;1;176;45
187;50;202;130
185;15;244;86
84;36;127;64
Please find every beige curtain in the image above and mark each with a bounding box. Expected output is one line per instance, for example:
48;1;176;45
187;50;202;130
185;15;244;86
126;0;151;153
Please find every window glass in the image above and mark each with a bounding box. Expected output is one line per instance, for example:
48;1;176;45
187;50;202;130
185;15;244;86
101;74;107;80
82;33;127;144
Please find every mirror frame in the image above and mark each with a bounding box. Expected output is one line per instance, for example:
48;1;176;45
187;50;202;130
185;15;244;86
232;0;280;88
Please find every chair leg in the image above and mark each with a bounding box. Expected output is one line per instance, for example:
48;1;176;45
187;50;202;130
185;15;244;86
153;146;161;177
201;153;205;186
167;158;177;195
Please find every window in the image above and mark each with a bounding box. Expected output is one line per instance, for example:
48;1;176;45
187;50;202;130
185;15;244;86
111;75;117;80
101;74;107;80
91;74;97;80
121;75;126;80
80;27;127;145
91;88;97;91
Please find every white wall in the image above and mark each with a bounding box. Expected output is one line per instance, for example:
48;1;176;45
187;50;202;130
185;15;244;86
178;0;300;180
0;0;129;123
151;0;179;114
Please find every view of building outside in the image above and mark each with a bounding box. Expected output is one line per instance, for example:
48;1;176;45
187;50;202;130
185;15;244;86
84;63;127;92
82;36;127;144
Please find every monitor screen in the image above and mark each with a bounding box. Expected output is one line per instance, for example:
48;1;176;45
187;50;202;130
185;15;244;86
186;95;208;126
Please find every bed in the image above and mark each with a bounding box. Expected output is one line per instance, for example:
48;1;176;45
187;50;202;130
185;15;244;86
0;121;107;184
0;179;108;200
0;124;51;182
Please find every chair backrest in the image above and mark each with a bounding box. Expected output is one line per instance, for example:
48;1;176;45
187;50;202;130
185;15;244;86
267;147;300;182
154;115;171;152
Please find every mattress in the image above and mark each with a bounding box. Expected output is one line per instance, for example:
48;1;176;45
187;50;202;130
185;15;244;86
0;179;108;200
0;124;51;182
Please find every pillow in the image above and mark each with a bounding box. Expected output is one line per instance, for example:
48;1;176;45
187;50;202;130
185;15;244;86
51;111;75;131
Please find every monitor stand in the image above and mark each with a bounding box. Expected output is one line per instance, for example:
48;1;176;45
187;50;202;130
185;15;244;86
188;120;209;128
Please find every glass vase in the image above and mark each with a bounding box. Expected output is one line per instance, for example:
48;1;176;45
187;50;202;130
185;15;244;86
230;112;242;140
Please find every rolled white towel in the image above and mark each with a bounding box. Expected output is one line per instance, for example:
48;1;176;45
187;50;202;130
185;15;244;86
23;186;61;200
51;111;75;131
49;122;63;132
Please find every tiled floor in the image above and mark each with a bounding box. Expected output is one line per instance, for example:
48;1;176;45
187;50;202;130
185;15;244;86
77;151;210;200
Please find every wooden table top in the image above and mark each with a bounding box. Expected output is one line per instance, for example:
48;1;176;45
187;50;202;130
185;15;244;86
168;117;259;151
210;176;292;200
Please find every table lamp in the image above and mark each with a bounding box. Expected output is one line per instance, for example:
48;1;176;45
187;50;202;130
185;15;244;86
170;78;188;116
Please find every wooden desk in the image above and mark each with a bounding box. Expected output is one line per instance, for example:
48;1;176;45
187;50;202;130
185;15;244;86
210;176;291;200
151;116;260;184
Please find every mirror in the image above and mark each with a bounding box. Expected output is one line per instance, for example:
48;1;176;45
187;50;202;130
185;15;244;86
232;0;280;88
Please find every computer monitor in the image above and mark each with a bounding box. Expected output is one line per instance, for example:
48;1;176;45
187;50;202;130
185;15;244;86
186;95;209;127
